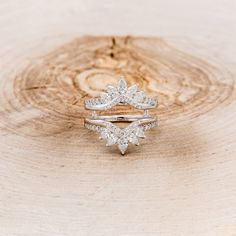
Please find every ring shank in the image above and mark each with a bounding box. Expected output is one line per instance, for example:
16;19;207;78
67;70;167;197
87;114;156;122
85;102;156;111
85;114;157;128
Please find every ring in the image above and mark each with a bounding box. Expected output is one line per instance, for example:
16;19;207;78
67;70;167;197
84;77;158;155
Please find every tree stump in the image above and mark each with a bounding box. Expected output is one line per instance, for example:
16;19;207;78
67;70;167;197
0;2;236;236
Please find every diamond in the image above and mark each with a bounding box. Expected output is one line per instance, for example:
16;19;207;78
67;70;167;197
127;84;138;95
128;135;139;145
106;136;117;146
118;78;127;92
118;143;128;155
136;127;145;138
100;92;109;102
133;91;145;103
100;129;109;139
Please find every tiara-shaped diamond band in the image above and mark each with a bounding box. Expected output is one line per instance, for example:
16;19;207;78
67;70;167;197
85;77;157;110
84;77;157;155
85;115;157;154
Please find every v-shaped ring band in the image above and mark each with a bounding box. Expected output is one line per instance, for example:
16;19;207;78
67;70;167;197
85;77;157;110
84;114;157;155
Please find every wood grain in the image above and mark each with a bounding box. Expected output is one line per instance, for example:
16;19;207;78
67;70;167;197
0;1;236;236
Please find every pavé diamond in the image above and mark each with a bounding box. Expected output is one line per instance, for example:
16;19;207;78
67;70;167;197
85;77;157;110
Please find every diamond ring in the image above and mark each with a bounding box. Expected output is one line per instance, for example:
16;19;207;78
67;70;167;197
84;77;157;155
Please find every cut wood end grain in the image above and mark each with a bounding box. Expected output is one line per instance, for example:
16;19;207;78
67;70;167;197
0;36;234;137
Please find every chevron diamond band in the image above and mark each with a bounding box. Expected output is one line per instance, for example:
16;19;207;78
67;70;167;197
84;77;157;155
85;77;157;110
85;114;157;154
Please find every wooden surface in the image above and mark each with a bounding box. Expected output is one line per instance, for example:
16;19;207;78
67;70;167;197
0;1;236;236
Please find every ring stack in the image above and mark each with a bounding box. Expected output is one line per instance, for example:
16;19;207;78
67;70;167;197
84;77;158;155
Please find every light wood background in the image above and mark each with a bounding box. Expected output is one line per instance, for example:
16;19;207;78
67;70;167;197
0;1;236;236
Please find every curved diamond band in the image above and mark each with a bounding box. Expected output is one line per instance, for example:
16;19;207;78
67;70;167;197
84;77;157;155
85;77;157;110
85;114;157;154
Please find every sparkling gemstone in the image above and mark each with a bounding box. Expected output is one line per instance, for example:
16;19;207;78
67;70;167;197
118;143;128;155
118;78;127;92
127;84;138;95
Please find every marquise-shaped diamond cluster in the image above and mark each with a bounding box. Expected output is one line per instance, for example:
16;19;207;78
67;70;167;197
85;78;157;110
85;120;157;154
